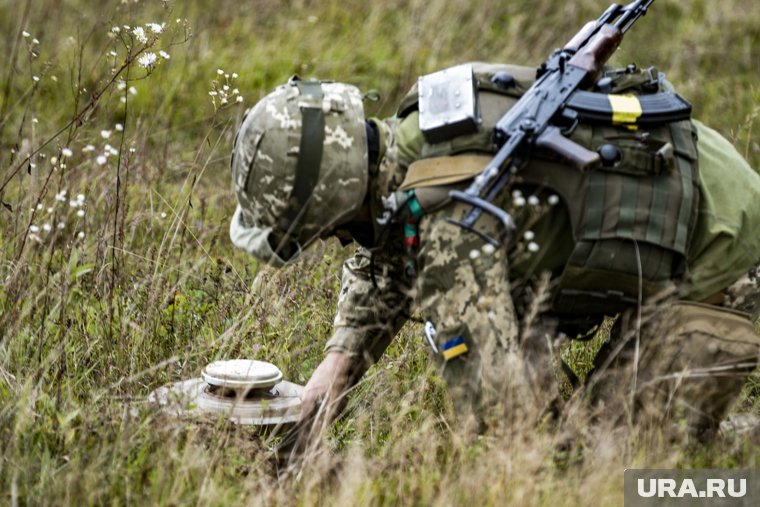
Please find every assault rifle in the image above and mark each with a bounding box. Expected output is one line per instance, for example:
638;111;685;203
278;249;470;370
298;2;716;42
448;0;685;246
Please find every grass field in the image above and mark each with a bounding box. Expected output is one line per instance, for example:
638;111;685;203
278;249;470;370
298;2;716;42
1;0;759;505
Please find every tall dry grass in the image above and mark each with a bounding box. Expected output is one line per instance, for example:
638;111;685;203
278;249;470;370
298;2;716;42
1;0;759;505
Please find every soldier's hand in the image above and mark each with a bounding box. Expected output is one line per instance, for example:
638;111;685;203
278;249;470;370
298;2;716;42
300;351;354;420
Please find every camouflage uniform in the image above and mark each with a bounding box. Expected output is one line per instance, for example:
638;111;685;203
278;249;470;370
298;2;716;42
326;111;760;437
230;71;760;439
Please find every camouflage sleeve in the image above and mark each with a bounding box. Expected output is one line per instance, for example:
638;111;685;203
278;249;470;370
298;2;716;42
414;198;532;421
324;246;412;364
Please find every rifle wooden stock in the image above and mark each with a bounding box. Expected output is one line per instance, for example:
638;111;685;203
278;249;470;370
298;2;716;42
569;24;623;83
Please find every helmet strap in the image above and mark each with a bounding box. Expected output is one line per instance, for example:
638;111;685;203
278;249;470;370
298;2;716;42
275;79;325;252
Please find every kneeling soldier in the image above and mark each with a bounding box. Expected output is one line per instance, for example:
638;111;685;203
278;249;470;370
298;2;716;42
229;63;760;441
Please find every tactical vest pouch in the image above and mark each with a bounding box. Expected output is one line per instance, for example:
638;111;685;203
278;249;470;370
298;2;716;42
396;62;534;167
417;64;480;144
542;117;700;316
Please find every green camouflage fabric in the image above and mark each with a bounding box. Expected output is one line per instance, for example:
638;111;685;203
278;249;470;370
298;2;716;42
682;120;760;301
231;72;760;432
324;118;541;424
587;301;760;441
413;190;539;426
229;80;368;266
325;119;413;361
323;112;760;430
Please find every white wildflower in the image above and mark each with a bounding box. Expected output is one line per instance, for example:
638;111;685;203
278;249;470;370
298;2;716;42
469;249;481;260
208;91;217;96
160;212;167;218
232;88;239;95
69;200;79;208
527;242;540;253
232;73;238;79
217;69;224;75
528;195;540;206
137;52;157;68
36;204;43;210
146;22;163;34
101;130;111;139
46;207;53;213
43;223;52;232
481;243;496;256
109;50;118;57
82;145;95;152
61;148;73;158
77;231;85;239
236;96;244;103
51;76;58;82
115;123;124;132
548;194;560;206
76;209;85;217
22;31;31;38
513;196;526;207
158;50;170;59
129;147;136;153
111;26;121;34
96;155;107;165
51;157;58;165
77;194;85;202
30;225;40;233
117;81;127;90
108;146;118;156
32;118;38;123
57;223;65;230
32;38;39;45
32;76;40;82
523;230;535;241
129;86;137;95
132;26;148;44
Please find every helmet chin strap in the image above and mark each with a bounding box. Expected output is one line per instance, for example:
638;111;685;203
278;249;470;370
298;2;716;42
272;79;325;258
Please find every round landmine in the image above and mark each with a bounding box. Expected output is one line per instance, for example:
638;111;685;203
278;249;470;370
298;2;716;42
202;359;283;390
148;359;303;426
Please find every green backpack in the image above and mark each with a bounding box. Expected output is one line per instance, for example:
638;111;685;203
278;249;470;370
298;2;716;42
396;62;700;317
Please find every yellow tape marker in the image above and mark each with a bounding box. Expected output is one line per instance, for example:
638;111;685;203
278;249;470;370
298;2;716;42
609;94;643;126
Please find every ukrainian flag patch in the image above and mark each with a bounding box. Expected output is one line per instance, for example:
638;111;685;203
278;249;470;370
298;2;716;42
441;336;468;361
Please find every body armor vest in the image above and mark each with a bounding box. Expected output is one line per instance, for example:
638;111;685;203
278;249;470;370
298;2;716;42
396;62;700;317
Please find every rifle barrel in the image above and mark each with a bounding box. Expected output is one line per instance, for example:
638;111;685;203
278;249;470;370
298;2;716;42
615;0;655;33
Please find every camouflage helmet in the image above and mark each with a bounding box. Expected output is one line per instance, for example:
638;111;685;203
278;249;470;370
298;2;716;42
230;77;368;267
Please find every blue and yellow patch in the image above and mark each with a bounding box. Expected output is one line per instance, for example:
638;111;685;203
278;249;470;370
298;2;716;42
441;336;468;361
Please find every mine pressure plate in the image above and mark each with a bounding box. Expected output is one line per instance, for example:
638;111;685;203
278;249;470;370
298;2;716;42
148;359;303;426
